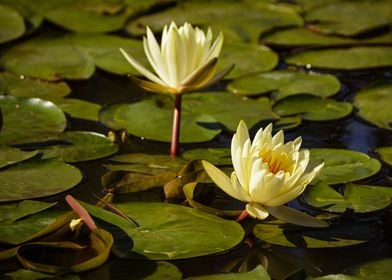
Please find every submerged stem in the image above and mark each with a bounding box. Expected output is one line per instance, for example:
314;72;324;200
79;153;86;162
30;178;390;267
170;94;182;157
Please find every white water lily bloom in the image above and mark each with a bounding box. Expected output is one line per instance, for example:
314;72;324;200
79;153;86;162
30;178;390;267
120;22;232;94
203;121;327;227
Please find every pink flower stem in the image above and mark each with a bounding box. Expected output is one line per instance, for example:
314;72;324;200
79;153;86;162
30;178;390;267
170;94;182;158
236;209;249;223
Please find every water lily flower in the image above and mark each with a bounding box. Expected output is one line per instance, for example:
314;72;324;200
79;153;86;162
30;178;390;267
120;21;232;95
202;121;328;227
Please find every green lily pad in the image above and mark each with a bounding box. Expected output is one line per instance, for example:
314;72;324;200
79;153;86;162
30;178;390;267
0;4;25;44
227;70;340;100
126;1;303;43
0;208;64;244
308;274;361;280
285;47;392;70
82;201;244;260
305;1;391;36
273;95;352;121
377;146;392;166
347;258;392;280
0;158;83;202
0;200;57;223
182;148;231;166
0;146;38;168
302;182;391;213
184;92;278;132
309;148;382;184
0;34;95;80
0;72;70;99
0;96;67;145
354;83;392;130
99;96;221;143
4;269;78;280
71;33;147;76
262;27;392;47
40;131;118;163
253;219;377;248
51;98;101;121
218;43;278;79
186;265;270;280
110;153;187;170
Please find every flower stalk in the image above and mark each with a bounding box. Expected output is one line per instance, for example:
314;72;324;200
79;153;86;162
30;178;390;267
170;94;182;157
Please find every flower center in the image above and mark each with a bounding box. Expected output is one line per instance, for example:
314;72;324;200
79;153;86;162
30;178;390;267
261;151;292;174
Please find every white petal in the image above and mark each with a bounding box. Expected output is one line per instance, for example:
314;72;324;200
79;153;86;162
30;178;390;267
266;205;328;227
120;48;167;87
246;203;269;220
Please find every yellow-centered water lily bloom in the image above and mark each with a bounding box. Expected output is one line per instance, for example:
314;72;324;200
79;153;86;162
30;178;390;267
202;121;328;227
120;22;233;95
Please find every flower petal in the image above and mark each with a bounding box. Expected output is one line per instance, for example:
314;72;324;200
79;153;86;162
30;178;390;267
246;203;269;220
266;205;329;228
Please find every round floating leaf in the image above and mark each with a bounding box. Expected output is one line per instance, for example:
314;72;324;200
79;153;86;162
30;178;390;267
305;1;391;36
110;153;187;170
302;182;391;213
309;148;381;184
354;83;392;130
99;96;221;143
219;43;278;79
51;98;101;121
285;47;392;70
0;34;95;80
347;258;392;280
82;201;244;260
0;158;83;202
182;148;231;166
0;72;70;99
40;131;118;163
186;265;270;280
0;96;67;145
253;219;377;248
377;146;392;166
273;95;352;121
262;27;392;48
71;33;147;75
0;4;25;44
126;1;303;43
0;208;65;244
308;274;361;280
227;70;340;100
184;92;278;132
0;146;38;168
0;200;57;223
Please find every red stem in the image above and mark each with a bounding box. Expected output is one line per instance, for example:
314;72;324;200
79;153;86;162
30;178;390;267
170;94;182;157
236;209;249;223
65;195;97;231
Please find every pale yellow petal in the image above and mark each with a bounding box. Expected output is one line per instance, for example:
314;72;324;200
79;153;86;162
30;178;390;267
246;203;269;220
266;205;328;227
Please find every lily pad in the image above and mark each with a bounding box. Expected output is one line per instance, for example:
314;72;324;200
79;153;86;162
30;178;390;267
308;274;361;280
182;148;231;166
302;182;391;213
0;200;57;223
0;158;83;202
0;34;95;80
71;33;147;76
285;47;392;70
347;258;392;280
0;146;38;168
81;201;245;260
309;148;381;184
126;1;303;43
262;27;392;47
218;43;278;79
354;83;392;130
186;265;270;280
253;219;377;248
0;72;71;99
377;146;392;166
0;208;64;244
0;4;25;44
305;1;391;36
273;95;352;121
51;98;101;121
227;70;340;100
40;131;118;163
0;96;67;145
99;95;221;143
